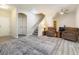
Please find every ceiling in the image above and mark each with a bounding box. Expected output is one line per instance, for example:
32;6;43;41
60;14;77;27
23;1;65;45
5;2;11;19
11;4;78;11
0;4;78;13
8;4;79;19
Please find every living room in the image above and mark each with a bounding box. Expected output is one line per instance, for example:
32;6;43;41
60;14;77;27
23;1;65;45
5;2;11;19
0;4;79;55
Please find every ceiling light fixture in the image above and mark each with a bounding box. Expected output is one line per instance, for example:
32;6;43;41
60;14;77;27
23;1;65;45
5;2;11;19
0;4;9;9
60;11;64;15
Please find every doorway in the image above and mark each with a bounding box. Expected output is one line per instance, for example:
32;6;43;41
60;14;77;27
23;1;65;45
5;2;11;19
18;13;27;36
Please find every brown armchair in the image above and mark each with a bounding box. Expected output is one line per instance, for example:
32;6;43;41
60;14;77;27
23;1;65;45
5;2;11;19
62;27;78;42
46;27;57;37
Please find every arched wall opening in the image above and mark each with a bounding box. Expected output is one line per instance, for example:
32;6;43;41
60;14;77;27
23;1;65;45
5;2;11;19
18;13;27;36
30;13;45;36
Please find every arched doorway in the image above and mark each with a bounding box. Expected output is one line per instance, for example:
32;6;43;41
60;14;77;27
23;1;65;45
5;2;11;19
18;13;27;36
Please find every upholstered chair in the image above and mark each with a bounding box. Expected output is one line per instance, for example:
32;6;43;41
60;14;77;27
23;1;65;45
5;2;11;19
46;27;57;37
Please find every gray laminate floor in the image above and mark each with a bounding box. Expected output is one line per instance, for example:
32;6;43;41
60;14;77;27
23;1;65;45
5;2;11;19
0;35;79;55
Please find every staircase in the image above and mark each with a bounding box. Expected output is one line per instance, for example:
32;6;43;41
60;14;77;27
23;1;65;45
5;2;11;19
28;13;45;35
33;27;38;35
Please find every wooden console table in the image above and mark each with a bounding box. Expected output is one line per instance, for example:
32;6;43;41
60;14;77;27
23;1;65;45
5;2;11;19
43;30;62;38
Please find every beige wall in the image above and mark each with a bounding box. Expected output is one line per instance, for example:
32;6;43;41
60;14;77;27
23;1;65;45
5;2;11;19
10;8;18;38
10;5;79;37
0;5;78;37
59;12;76;27
12;5;79;36
76;6;79;28
0;7;17;38
16;5;58;35
0;9;11;36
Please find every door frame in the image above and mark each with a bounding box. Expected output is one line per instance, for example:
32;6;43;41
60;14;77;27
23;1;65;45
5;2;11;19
18;13;27;36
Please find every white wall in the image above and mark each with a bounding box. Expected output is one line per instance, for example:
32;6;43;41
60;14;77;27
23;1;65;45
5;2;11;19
0;9;11;37
59;12;76;27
